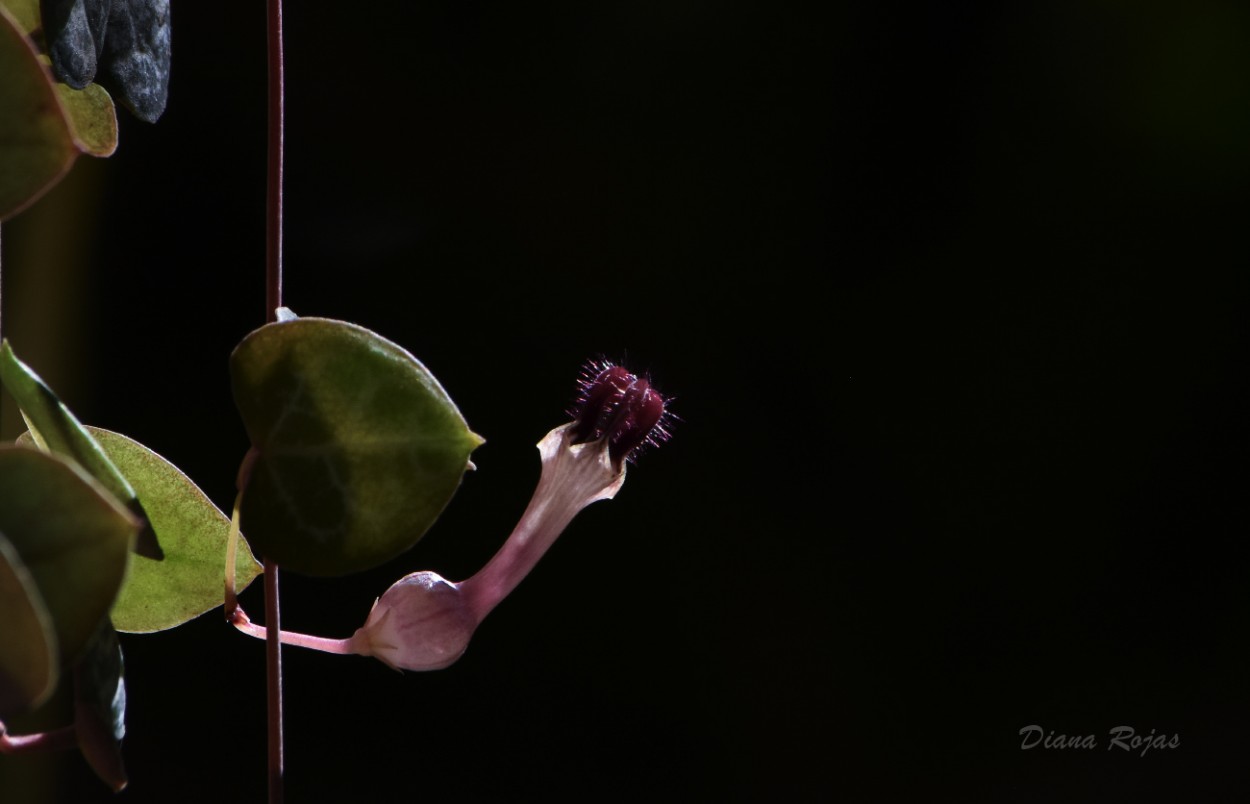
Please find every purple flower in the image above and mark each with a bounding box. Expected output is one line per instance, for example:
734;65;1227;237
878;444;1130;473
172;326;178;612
349;362;672;671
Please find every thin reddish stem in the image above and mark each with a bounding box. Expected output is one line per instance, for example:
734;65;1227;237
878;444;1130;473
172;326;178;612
266;0;284;326
230;607;357;654
265;0;286;801
263;559;283;803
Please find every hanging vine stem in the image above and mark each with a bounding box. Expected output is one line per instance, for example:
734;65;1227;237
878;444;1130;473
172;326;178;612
263;0;286;800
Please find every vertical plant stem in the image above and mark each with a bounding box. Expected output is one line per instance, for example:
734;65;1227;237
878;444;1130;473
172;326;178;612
265;0;286;801
264;560;282;802
267;0;284;325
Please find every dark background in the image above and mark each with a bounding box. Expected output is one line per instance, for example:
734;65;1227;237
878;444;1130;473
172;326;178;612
2;0;1248;801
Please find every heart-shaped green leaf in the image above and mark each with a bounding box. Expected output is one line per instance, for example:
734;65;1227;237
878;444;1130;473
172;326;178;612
0;340;162;560
0;446;138;665
0;3;77;221
230;316;483;576
0;531;58;718
86;427;262;632
73;622;128;791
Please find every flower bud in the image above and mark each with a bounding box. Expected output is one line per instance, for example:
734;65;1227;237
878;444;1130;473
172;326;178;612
348;572;478;671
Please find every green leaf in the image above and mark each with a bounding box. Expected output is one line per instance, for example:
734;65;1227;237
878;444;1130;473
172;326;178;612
231;316;483;576
0;340;162;560
73;623;127;792
0;531;58;718
0;446;138;664
55;81;118;157
88;427;262;633
0;3;77;221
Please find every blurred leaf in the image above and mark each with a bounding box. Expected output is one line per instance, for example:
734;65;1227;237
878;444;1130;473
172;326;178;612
42;0;109;88
88;427;262;632
0;340;162;559
55;80;117;156
73;622;127;792
231;316;483;576
0;531;58;719
1;0;119;156
0;447;138;664
39;0;169;123
100;0;169;123
0;3;76;221
0;0;39;34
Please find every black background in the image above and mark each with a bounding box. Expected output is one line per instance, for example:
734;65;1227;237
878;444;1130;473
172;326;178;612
2;1;1248;801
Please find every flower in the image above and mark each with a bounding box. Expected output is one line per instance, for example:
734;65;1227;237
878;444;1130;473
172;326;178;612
568;362;671;467
347;362;672;671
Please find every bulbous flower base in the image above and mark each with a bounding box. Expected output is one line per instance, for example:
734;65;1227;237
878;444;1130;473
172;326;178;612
349;571;479;671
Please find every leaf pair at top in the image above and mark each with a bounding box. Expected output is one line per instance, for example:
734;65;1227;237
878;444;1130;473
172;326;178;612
42;0;170;123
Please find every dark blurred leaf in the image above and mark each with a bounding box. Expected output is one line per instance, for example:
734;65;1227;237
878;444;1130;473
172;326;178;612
231;316;483;576
99;0;168;123
3;0;118;157
40;0;111;89
0;447;138;665
0;531;57;719
0;4;76;221
0;340;162;559
73;622;127;791
40;0;168;122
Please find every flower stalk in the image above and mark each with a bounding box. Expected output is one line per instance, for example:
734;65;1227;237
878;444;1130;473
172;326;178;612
459;423;624;621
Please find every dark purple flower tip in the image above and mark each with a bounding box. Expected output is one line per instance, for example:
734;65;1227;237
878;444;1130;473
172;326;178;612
570;361;672;464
